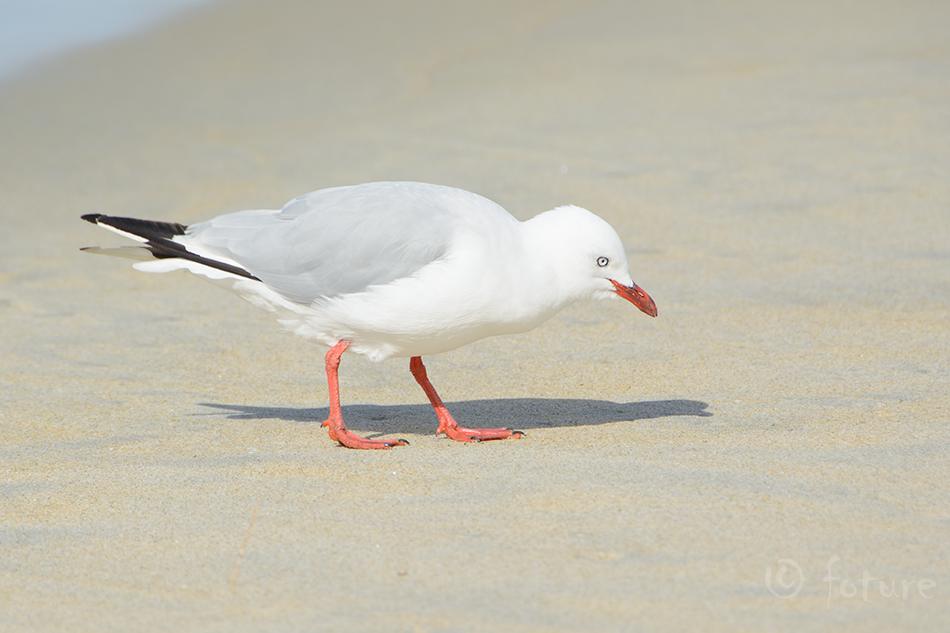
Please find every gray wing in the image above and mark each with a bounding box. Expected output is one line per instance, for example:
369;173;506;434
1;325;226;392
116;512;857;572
184;182;483;304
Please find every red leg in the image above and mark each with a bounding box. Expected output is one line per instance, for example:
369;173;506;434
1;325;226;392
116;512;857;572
409;356;523;442
321;341;408;449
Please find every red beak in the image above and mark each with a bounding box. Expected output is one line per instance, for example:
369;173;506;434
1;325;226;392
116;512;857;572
610;279;658;317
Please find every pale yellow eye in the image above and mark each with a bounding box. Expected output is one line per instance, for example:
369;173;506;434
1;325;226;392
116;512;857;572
596;256;609;267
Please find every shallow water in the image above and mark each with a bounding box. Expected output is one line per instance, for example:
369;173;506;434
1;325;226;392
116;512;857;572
0;0;219;82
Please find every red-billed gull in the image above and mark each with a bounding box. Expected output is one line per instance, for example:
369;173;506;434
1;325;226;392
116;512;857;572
82;182;657;449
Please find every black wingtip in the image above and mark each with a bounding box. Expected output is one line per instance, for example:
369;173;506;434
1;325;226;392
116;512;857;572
81;213;188;240
80;212;260;282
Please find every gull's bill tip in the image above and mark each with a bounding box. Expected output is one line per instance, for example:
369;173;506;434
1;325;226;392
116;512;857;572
610;279;658;317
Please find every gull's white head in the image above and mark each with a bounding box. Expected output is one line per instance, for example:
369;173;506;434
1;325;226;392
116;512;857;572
526;205;657;317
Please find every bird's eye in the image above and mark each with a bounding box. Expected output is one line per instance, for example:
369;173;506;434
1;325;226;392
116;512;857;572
596;256;609;267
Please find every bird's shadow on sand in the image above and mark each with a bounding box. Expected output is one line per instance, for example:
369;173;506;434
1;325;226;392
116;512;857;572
196;398;712;437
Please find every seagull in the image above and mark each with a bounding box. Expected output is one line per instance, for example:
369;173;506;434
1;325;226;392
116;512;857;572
81;182;657;449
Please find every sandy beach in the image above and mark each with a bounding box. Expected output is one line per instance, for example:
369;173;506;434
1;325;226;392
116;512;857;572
2;0;948;630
